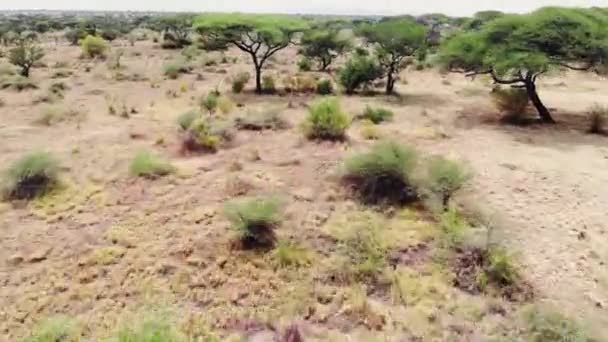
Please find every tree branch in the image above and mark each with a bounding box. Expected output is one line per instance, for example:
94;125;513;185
490;70;524;85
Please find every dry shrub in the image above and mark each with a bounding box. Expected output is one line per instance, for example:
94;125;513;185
180;118;235;153
587;104;608;135
235;109;288;131
490;87;529;123
231;72;250;93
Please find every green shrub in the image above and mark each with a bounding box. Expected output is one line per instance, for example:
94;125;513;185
587;104;608;135
224;196;283;248
274;241;312;268
302;97;350;140
316;79;333;95
29;316;80;342
231;72;250;93
298;58;312;72
129;151;175;178
201;92;219;113
181;45;201;60
177;110;199;130
482;248;519;288
358;106;394;124
81;35;109;58
163;60;189;79
2;151;60;200
262;74;276;94
235;109;287;131
342;141;418;204
491;87;529;118
523;307;590;342
181;118;234;153
424;156;471;210
360;120;382;140
117;313;185;342
338;55;383;94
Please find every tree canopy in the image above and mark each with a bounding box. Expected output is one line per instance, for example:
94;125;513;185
195;14;309;93
440;7;608;122
358;19;427;94
300;28;351;71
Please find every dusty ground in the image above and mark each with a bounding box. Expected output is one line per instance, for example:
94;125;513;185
0;38;607;340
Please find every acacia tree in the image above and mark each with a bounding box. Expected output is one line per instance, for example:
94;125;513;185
300;29;351;71
195;14;308;94
358;19;427;94
9;39;44;77
155;14;194;48
441;8;608;123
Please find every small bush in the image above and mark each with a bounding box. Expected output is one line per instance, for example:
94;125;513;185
181;118;234;153
338;55;383;94
224;196;283;249
523;307;590;342
163;60;189;79
217;96;235;114
424;156;471;210
81;35;109;59
181;45;201;60
298;58;312;72
358;106;394;124
0;75;38;91
29;316;80;342
231;72;250;93
360;120;382;140
235;109;287;130
177;110;199;130
201;92;219;113
491;87;529;118
482;248;519;288
342;141;418;204
302;97;350;140
129;151;175;178
587;104;608;135
274;241;312;268
262;74;276;94
2;151;60;200
316;79;333;95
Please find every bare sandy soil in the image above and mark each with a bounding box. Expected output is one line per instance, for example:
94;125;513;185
1;40;607;340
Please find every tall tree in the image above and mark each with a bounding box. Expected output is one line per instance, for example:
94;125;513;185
300;29;351;71
440;7;608;123
358;19;427;94
195;14;308;94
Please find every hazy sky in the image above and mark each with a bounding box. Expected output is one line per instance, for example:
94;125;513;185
1;0;607;16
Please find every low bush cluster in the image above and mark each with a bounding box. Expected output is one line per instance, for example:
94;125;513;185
224;196;283;249
235;109;287;131
358;106;394;124
2;151;60;200
302;97;350;140
316;79;333;95
180;118;234;153
129;151;175;178
231;72;250;93
81;35;109;59
339;55;383;94
491;87;529;122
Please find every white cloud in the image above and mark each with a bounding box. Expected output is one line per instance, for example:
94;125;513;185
1;0;607;16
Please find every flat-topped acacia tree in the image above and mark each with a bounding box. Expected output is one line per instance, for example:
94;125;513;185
195;14;309;94
357;19;427;94
440;7;608;123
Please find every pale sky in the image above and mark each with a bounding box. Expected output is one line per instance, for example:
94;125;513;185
1;0;607;17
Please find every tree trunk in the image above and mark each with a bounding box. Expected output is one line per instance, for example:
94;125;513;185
254;66;262;94
20;66;30;78
525;79;554;123
385;66;395;94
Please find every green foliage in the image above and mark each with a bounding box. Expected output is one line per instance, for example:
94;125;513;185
274;241;312;268
177;110;199;130
262;74;276;94
29;316;80;342
2;151;60;200
181;118;234;153
297;57;312;72
81;35;109;58
8;39;44;77
65;29;87;45
200;92;219;112
358;106;394;124
587;104;608;135
163;59;189;79
129;152;175;178
439;209;468;247
300;29;352;71
424;156;471;210
357;19;427;93
338;54;383;94
224;196;283;248
156;14;194;49
342;140;418;204
302;97;350;140
482;248;519;288
117;312;185;342
523;307;590;342
316;79;333;95
231;72;250;93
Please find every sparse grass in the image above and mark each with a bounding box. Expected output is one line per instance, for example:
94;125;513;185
235;108;287;130
89;246;126;265
177;110;199;130
116;311;186;342
423;156;471;211
298;57;312;72
29;316;80;342
164;60;189;79
438;209;468;247
522;306;590;342
2;151;60;200
587;104;607;135
358;106;394;124
0;75;38;91
34;106;84;126
302;97;350;140
342;140;418;205
217;96;235;114
224;196;283;249
274;241;313;268
231;72;250;93
129;151;175;178
181;118;234;153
